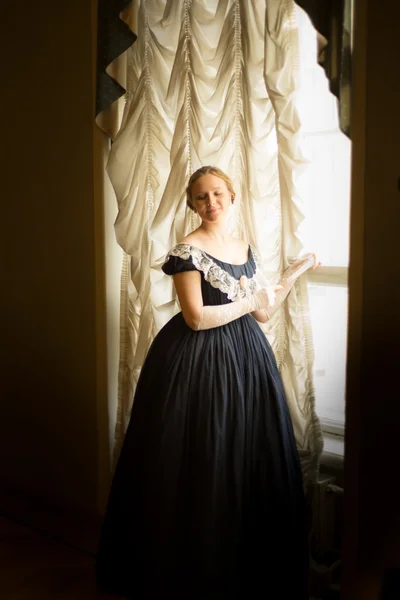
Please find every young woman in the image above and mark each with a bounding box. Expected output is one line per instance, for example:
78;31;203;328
96;166;319;599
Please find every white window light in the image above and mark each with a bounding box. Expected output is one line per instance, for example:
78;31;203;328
296;6;351;437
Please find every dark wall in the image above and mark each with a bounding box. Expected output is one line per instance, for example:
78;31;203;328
0;0;106;518
343;0;400;597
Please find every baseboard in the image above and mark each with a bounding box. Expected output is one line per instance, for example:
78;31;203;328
0;478;102;556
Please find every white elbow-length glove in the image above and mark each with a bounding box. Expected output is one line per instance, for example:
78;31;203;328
196;287;279;331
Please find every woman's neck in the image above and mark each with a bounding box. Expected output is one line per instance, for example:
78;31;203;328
198;221;231;243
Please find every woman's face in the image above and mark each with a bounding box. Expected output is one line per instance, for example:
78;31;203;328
191;174;232;224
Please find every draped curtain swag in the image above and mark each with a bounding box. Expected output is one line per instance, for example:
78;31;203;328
100;0;330;485
96;0;137;139
296;0;353;136
96;0;351;138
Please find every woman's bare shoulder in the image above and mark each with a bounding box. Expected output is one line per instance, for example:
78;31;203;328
179;230;203;246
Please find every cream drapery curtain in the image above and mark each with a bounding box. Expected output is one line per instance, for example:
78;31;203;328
108;0;324;484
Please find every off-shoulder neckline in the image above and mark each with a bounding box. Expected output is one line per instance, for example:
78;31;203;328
174;243;252;267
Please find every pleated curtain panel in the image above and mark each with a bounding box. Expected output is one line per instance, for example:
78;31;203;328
99;0;328;485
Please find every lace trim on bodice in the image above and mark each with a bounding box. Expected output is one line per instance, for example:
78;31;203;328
166;243;261;301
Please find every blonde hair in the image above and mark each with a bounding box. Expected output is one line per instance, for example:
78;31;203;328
186;166;236;211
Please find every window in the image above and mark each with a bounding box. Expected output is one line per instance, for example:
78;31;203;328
304;129;350;435
297;17;351;436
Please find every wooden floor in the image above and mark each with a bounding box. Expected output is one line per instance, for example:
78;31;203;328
0;516;121;599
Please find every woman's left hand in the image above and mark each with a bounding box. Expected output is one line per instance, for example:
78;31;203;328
281;252;321;284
